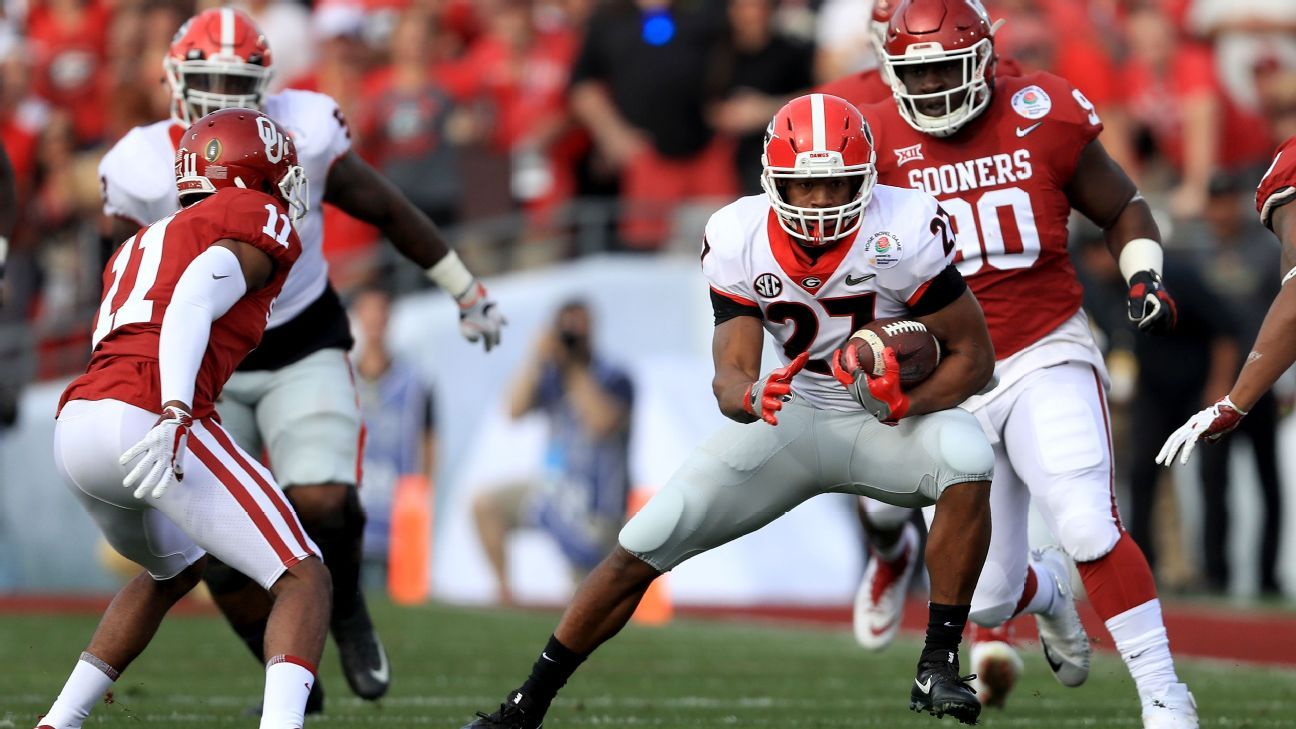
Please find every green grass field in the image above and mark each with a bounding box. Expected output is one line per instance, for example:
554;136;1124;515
2;599;1293;727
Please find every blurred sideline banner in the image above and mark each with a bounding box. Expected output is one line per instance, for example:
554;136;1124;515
3;255;1294;601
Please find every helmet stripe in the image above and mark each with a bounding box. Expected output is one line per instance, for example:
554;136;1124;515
810;93;826;151
220;8;235;56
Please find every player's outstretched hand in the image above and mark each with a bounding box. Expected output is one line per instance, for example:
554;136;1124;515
744;352;809;426
832;345;910;424
1156;396;1246;466
457;281;506;352
120;404;193;499
1127;270;1177;334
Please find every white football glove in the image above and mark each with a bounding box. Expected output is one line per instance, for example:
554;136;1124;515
120;404;193;499
1155;396;1247;466
457;280;506;352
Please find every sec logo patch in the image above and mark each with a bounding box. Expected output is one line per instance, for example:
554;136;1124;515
754;273;783;298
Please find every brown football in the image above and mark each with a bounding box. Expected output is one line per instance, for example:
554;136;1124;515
847;317;941;387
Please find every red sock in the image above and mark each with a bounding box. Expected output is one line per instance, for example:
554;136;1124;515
1010;564;1039;617
1075;532;1157;621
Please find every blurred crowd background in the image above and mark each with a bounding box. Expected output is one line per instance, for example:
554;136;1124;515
1;0;1296;599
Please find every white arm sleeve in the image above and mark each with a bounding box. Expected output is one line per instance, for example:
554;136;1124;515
158;245;248;408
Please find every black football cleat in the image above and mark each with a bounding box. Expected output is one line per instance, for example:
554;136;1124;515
332;595;391;700
909;659;982;725
462;688;546;729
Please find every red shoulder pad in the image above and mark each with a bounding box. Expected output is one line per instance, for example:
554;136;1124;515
1257;136;1296;230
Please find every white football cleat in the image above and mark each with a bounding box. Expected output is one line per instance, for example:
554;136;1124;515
968;625;1022;708
1142;683;1198;728
853;521;920;651
1032;546;1092;687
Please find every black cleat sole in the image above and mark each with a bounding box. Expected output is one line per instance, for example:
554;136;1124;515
909;698;981;725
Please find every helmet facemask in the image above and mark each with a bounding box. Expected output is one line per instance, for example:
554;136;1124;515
885;37;993;137
761;152;877;247
166;57;272;126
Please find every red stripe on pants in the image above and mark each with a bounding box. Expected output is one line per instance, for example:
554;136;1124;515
206;424;315;558
190;437;297;565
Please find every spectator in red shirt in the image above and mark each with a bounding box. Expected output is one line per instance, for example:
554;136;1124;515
448;0;588;220
1120;3;1273;218
26;0;110;146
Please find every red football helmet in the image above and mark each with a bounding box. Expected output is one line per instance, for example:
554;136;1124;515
870;0;898;55
175;109;308;220
761;94;877;246
882;0;1001;137
165;8;273;126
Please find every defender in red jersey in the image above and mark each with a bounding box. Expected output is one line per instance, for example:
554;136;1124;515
38;110;329;729
849;2;1197;726
1159;136;1296;462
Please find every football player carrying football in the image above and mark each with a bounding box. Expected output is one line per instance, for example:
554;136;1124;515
463;93;999;728
97;8;505;705
39;110;327;729
850;1;1196;726
1158;136;1296;463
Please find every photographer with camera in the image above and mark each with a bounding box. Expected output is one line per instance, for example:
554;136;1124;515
472;299;634;605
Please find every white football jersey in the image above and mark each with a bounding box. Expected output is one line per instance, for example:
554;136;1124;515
703;186;958;411
99;90;351;330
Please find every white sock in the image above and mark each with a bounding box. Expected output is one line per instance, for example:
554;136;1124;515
1021;563;1059;616
41;652;119;729
1105;599;1179;707
259;655;316;729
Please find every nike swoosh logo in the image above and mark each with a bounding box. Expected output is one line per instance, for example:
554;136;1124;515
914;676;933;694
1016;122;1043;137
211;273;230;280
541;652;557;663
845;273;876;286
369;646;390;685
868;618;896;637
1041;639;1064;673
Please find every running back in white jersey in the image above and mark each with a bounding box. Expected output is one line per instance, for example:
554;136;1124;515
703;185;961;411
99;89;350;329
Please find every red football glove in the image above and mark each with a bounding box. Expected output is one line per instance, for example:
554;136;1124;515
743;352;809;425
831;345;910;423
1156;396;1247;466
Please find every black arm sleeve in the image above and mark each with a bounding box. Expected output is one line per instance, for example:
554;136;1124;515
908;265;969;317
711;289;762;326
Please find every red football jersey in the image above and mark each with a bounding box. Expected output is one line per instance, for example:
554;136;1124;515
1257;135;1296;232
861;71;1101;359
817;58;1022;112
60;187;302;418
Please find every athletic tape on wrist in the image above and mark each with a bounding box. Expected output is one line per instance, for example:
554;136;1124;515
1118;238;1163;284
425;251;476;301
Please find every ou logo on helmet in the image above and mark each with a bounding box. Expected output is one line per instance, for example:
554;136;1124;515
256;116;288;164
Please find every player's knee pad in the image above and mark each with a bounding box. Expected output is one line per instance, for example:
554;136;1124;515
203;556;255;596
617;485;687;571
932;415;994;482
1054;510;1120;563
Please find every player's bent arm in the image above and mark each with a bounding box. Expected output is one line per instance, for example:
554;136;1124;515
324;151;454;271
711;315;765;424
157;240;271;409
907;290;995;417
1064;139;1160;253
1226;202;1296;410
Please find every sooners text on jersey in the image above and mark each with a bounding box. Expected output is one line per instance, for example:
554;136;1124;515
1257;135;1296;231
704;187;958;411
98;90;349;329
60;188;302;419
861;71;1101;359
